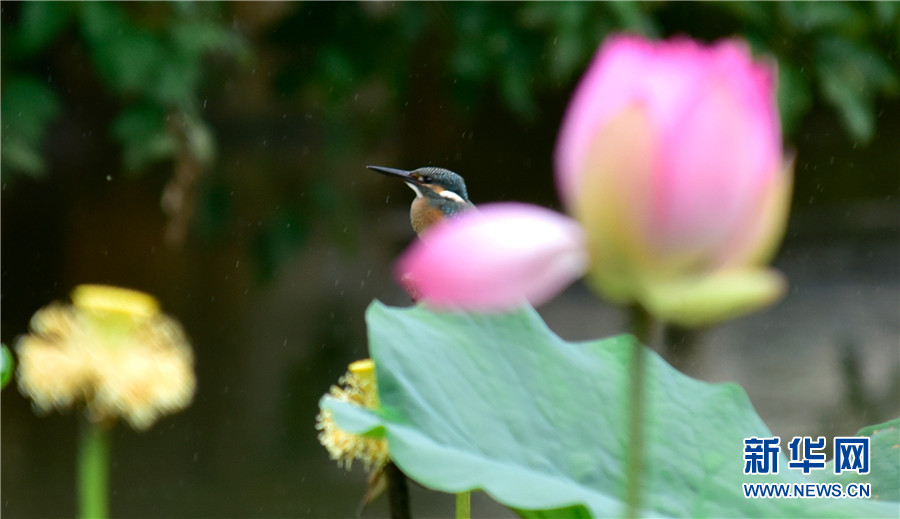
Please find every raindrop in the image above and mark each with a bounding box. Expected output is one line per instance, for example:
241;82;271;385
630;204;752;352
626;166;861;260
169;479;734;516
106;175;112;181
235;260;241;268
385;195;390;204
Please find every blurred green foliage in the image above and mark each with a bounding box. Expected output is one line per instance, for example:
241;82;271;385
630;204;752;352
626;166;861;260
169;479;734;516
2;1;897;281
2;74;61;175
1;344;12;390
269;3;659;122
5;2;896;177
265;2;898;138
720;1;900;140
2;2;247;176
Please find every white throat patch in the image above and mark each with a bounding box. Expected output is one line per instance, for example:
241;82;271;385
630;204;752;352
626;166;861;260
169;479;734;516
406;183;424;198
438;190;467;203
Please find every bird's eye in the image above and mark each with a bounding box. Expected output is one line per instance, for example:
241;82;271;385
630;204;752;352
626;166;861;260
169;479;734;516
422;176;433;184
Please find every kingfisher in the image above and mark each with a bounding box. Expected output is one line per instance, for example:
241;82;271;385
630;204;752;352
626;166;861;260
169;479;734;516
366;165;475;236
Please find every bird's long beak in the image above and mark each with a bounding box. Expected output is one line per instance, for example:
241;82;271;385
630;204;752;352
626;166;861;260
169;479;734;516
366;165;422;185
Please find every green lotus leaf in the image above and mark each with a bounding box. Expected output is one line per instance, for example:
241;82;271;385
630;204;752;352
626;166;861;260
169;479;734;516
324;302;898;518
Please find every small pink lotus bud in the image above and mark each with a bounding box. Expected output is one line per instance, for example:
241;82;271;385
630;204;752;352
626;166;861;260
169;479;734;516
396;204;588;311
394;35;792;326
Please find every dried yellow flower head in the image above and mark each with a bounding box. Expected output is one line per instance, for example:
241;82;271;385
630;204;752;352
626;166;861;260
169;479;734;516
16;285;196;430
316;359;389;471
72;284;160;318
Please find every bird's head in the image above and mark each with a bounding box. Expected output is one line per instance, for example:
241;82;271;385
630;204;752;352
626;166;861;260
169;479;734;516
366;166;471;205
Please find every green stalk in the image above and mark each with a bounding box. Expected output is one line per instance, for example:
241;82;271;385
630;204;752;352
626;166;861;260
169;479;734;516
625;304;652;519
456;491;471;519
79;418;111;519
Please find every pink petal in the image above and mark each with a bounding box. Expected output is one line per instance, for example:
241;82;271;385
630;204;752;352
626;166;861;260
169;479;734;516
395;203;588;311
652;41;782;258
717;158;794;267
556;35;784;267
555;34;713;205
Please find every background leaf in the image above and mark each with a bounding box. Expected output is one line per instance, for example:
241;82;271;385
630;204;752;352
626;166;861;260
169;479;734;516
777;62;813;137
0;75;62;177
326;302;899;518
13;2;74;57
110;103;177;173
814;36;899;142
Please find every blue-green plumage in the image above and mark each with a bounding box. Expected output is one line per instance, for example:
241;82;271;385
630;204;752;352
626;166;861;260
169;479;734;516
367;165;475;235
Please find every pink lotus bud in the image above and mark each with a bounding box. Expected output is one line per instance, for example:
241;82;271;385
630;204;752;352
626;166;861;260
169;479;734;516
396;204;588;311
555;35;793;325
394;35;792;326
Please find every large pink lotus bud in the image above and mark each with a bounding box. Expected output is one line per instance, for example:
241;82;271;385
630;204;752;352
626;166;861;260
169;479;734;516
396;35;793;326
555;35;792;324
